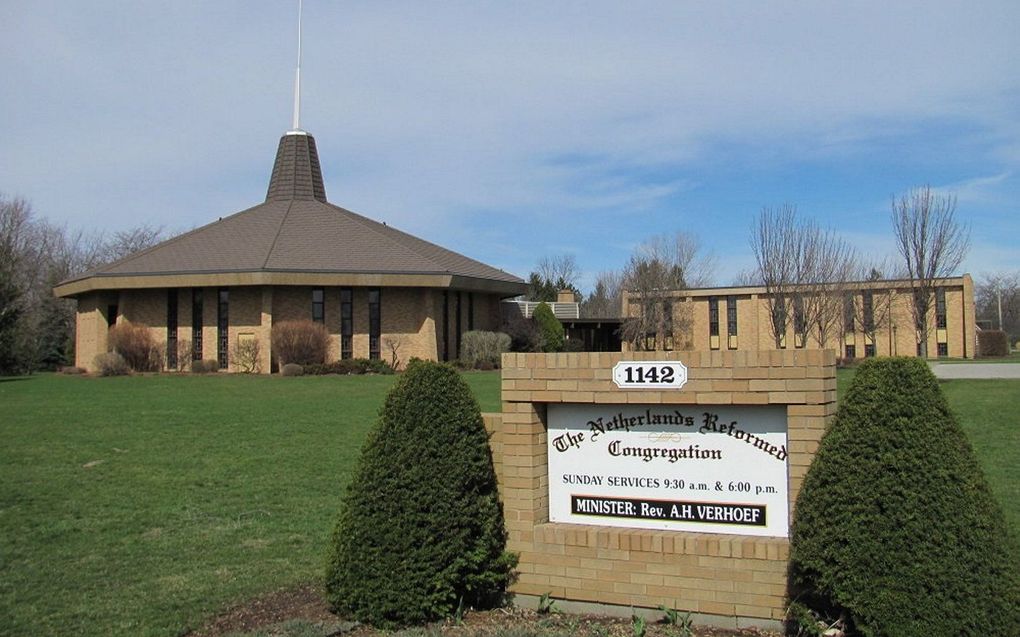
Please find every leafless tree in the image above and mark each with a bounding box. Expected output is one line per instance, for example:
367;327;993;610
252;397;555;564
536;254;581;292
891;186;970;357
976;271;1020;338
844;259;895;355
751;204;857;349
580;270;624;318
621;232;715;350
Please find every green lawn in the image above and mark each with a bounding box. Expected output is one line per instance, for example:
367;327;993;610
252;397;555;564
0;370;1016;636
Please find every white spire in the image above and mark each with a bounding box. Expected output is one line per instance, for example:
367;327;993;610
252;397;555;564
289;0;305;134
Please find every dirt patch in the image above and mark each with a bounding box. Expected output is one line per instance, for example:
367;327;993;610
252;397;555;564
188;584;782;637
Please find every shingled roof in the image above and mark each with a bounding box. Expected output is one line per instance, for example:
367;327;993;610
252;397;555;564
55;132;525;297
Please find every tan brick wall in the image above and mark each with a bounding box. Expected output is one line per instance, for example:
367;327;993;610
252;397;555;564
624;277;975;359
490;350;836;624
73;285;513;372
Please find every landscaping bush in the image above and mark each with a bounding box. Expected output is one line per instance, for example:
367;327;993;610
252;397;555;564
93;352;129;377
190;359;219;374
790;357;1020;637
302;358;394;376
325;360;515;628
58;366;85;375
459;331;511;369
532;302;564;352
281;363;304;377
107;323;163;371
231;338;262;373
503;314;542;353
977;329;1008;357
271;320;329;367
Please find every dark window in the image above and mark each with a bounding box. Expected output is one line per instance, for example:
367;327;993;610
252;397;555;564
312;288;325;324
708;297;719;337
726;296;737;337
368;289;380;360
936;288;947;329
442;291;450;361
862;290;874;333
456;292;463;358
340;288;353;360
864;343;876;358
167;289;178;369
843;295;855;332
937;342;948;357
772;302;787;347
917;341;924;357
662;301;673;336
192;290;203;360
845;344;856;359
468;293;475;331
107;304;118;328
217;289;229;369
793;296;806;345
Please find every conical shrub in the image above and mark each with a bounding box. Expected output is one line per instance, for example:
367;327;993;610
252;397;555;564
325;360;515;628
790;357;1019;636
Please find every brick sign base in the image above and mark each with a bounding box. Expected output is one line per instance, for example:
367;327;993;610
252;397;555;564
483;350;836;629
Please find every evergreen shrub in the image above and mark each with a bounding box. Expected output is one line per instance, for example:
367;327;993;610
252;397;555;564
532;302;564;352
271;320;329;366
503;314;542;352
302;358;394;376
325;360;515;627
459;330;511;369
790;357;1020;637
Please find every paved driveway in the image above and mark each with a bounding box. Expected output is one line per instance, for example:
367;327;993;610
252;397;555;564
929;362;1020;379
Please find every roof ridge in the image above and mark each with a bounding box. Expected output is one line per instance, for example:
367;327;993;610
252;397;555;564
262;199;297;269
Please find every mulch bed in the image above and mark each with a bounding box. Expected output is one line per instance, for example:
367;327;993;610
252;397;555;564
187;583;783;637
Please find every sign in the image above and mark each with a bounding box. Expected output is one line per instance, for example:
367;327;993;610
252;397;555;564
612;360;688;390
547;404;789;537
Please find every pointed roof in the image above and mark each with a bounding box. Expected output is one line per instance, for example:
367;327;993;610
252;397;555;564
55;132;525;297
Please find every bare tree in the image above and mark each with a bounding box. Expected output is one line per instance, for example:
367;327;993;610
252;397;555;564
580;270;623;318
891;186;970;357
536;254;580;292
751;205;857;349
844;259;895;356
976;271;1020;337
621;232;714;351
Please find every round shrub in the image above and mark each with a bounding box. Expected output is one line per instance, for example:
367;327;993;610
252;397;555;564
271;319;329;366
325;360;515;628
93;351;129;376
790;357;1020;637
280;362;304;377
532;302;564;352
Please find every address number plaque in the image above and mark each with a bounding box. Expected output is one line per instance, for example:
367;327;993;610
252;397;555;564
612;360;688;390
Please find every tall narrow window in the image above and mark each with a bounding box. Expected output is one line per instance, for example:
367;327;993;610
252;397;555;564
843;295;855;332
726;296;738;337
793;296;806;347
340;288;353;359
107;304;119;328
468;293;475;331
708;297;720;337
217;289;229;369
368;288;380;361
192;290;203;360
862;290;874;333
935;288;947;329
442;291;450;361
312;288;325;324
772;302;787;348
662;301;673;350
456;292;463;358
166;289;178;370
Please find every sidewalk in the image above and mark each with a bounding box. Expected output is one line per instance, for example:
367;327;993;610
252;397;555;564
929;362;1020;379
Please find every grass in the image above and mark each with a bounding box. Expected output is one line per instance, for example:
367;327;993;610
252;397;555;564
1;368;1016;636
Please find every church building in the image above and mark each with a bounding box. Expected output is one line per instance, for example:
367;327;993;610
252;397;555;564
54;130;526;372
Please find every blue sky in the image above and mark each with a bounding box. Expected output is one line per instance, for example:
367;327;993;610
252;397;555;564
2;1;1018;292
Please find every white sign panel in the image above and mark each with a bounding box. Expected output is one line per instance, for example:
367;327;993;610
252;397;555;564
612;360;688;390
547;404;789;537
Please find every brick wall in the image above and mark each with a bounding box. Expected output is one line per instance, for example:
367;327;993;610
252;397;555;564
487;350;836;628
